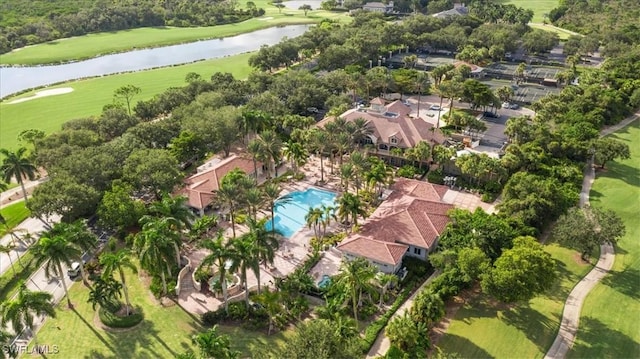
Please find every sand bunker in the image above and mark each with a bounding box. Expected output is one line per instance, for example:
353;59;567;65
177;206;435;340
8;87;74;104
258;16;274;20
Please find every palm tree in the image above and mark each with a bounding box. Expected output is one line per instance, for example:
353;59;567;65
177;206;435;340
414;71;429;117
257;130;283;178
0;243;17;275
216;181;241;238
228;234;259;306
49;221;97;286
148;194;194;230
309;129;329;182
334;258;377;329
192;325;240;359
337;192;366;228
0;283;55;344
407;141;431;171
200;232;234;312
87;277;122;311
377;273;399;307
0;147;37;202
282;140;308;175
139;216;182;267
347;118;373;146
244;187;264;221
263;182;287;234
320;204;337;238
340;163;354;193
100;249;137;316
134;224;178;296
305;207;323;239
252;288;283;335
365;161;391;196
32;235;80;308
245;217;280;294
248;139;267;179
348;150;368;195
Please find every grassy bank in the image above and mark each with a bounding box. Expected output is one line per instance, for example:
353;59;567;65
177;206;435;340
0;53;254;151
496;0;559;23
436;244;592;358
0;201;30;233
30;267;289;358
0;8;347;65
569;120;640;358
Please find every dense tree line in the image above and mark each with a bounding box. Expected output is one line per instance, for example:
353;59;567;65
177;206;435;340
0;0;265;54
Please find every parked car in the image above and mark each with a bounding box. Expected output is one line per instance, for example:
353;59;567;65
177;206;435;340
483;111;499;118
430;104;441;111
501;102;510;109
509;103;519;109
68;262;81;278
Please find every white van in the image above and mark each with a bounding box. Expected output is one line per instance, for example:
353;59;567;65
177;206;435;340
67;262;81;278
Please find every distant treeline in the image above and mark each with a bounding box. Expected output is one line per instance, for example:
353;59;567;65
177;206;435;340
0;0;265;54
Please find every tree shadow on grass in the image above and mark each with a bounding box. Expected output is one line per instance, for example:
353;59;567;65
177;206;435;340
436;334;493;359
70;308;118;355
593;162;640;188
502;306;558;353
601;267;640;301
570;317;639;358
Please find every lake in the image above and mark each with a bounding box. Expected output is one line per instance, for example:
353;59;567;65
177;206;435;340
0;24;311;98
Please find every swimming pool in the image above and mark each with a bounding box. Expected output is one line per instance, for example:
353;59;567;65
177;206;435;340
265;187;337;238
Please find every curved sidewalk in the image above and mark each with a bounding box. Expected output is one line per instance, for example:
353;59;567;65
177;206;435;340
545;113;638;358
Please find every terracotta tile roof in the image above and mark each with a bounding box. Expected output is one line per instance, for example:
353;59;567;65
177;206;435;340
338;235;408;266
342;105;446;148
370;97;386;105
183;155;258;210
391;178;450;201
338;179;454;264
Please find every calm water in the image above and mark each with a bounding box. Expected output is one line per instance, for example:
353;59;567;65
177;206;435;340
0;24;311;98
266;188;337;238
283;0;323;9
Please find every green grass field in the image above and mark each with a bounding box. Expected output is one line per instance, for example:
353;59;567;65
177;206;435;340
0;201;30;234
496;0;559;23
0;53;254;151
437;244;592;358
568;120;640;358
0;5;348;65
30;267;289;358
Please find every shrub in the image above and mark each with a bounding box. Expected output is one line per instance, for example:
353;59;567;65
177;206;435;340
360;287;412;353
402;256;433;285
481;192;497;203
149;277;177;298
202;309;226;326
227;301;249;320
98;306;144;328
427;170;445;185
396;165;417;179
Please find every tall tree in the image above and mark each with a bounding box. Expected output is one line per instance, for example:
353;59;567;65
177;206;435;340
386;312;430;355
0;243;18;275
337;192;366;227
551;206;625;261
481;236;556;303
113;84;142;116
282;140;308;175
334;258;377;328
245;217;280;294
134;220;178;296
0;283;56;345
192;325;240;359
228;234;259;306
263;182;287;234
0;147;37;202
100;250;138;316
305;207;324;239
257;130;283;178
148;194;194;230
32;235;80;308
49;221;97;286
592;137;631;169
216;181;241;238
200;232;234;312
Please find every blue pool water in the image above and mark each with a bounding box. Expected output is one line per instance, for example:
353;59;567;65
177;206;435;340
265;188;337;238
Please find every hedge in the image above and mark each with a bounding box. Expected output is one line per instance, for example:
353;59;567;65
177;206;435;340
98;305;144;328
360;286;413;353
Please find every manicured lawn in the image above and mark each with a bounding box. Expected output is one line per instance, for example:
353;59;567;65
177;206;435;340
0;53;254;151
569;120;640;358
30;268;289;358
0;201;30;234
529;23;578;40
437;244;592;358
496;0;559;23
0;8;348;65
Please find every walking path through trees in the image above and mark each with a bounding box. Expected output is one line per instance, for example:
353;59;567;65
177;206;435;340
544;111;639;359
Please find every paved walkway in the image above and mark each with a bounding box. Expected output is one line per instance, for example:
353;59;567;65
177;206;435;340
545;112;638;358
366;271;439;358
